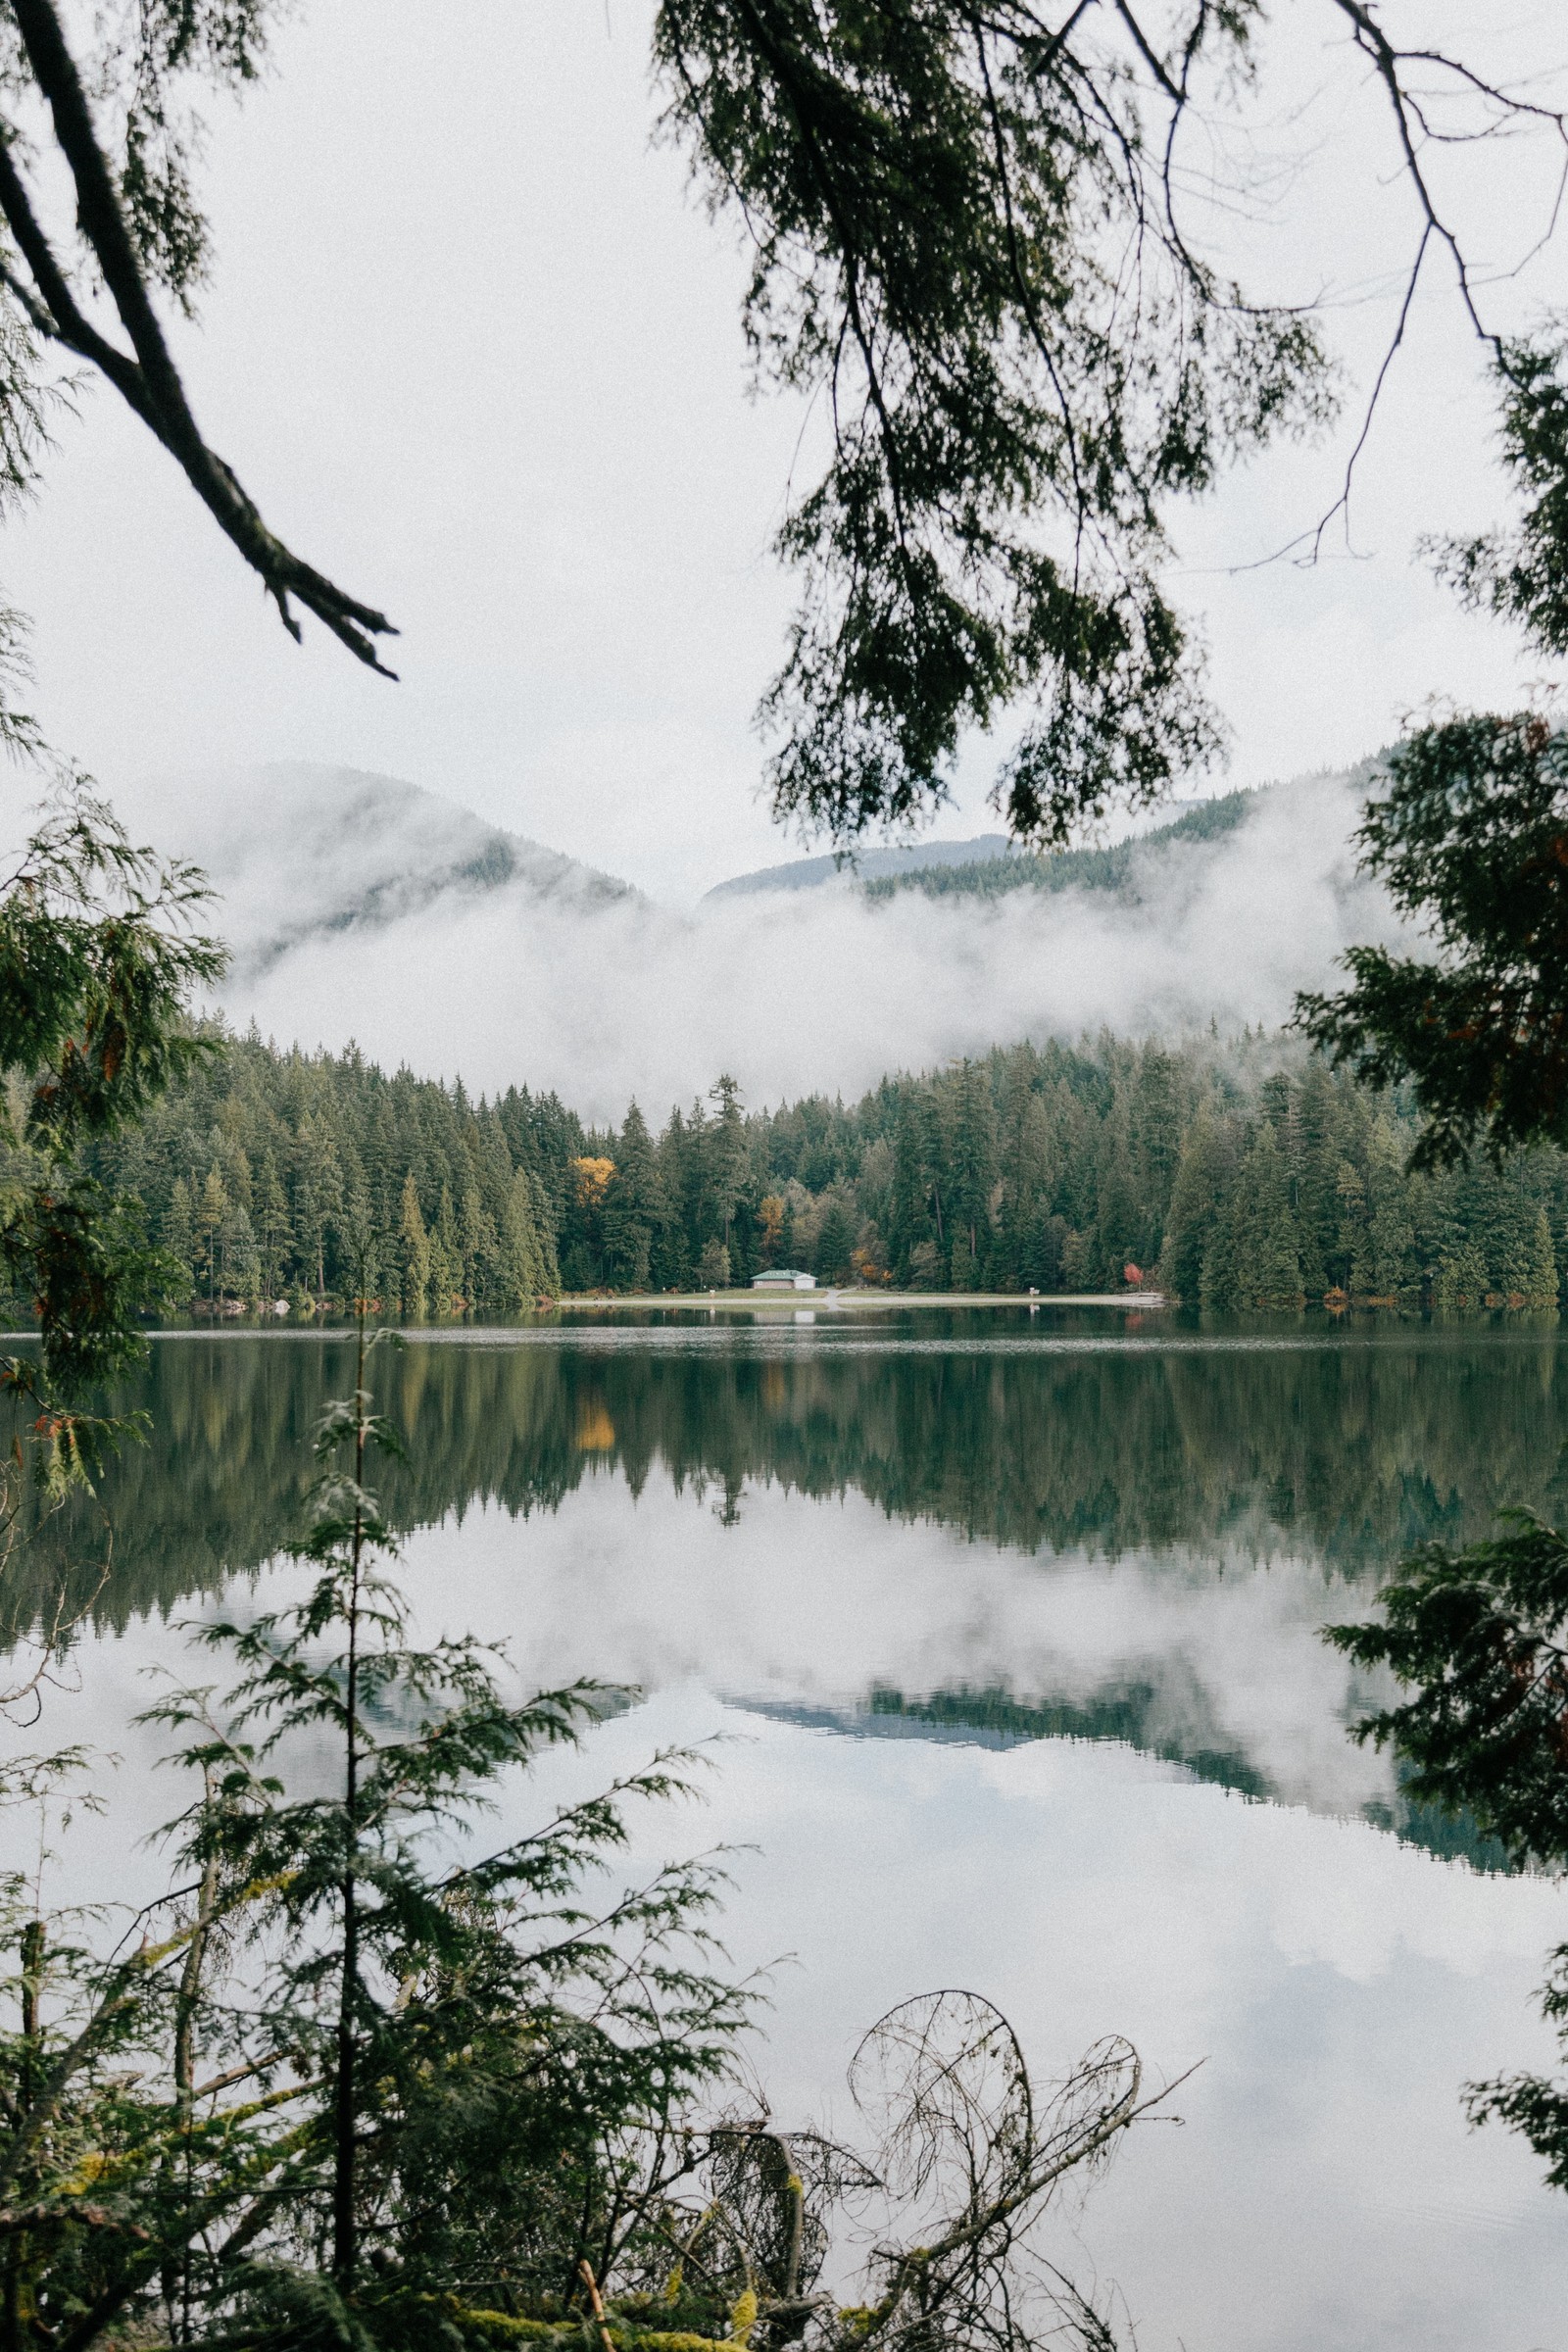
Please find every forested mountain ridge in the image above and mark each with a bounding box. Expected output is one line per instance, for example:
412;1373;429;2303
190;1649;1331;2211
705;832;1018;896
108;763;639;976
704;794;1254;901
703;776;1368;908
863;789;1257;902
78;1025;1564;1315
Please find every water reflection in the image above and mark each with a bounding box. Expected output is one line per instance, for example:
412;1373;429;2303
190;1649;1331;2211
15;1314;1566;1859
7;1314;1568;2352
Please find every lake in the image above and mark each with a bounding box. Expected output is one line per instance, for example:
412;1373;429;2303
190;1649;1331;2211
8;1307;1568;2351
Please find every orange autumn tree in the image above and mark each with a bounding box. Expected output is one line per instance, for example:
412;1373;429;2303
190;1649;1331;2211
570;1156;615;1210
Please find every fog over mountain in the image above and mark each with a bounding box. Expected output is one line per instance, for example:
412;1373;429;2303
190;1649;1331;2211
110;759;1408;1122
111;765;638;977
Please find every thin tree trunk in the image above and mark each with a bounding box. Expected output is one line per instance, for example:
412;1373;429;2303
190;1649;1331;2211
166;1839;219;2341
4;1921;44;2352
333;1308;367;2284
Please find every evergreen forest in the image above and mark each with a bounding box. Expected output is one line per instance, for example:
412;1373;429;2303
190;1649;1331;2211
77;1025;1567;1315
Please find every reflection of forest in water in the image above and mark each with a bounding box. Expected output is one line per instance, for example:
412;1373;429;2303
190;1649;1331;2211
16;1317;1568;1635
11;1319;1562;1863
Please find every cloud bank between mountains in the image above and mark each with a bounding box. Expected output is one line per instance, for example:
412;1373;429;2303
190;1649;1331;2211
107;762;1403;1124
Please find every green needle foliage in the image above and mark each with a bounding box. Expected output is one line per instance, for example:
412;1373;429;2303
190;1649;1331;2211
1430;331;1568;665
1298;331;1568;1169
0;1749;304;2352
1297;713;1568;1170
1326;1518;1568;2188
0;780;222;1633
657;0;1331;848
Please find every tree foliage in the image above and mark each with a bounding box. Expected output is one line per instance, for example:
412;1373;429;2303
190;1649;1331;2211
0;779;220;1706
76;1021;1568;1309
1326;1517;1568;2190
1298;714;1568;1169
657;0;1333;847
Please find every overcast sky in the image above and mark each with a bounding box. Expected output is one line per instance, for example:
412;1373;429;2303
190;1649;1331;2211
4;0;1565;902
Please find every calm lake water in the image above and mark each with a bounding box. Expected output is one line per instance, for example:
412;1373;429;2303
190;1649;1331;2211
10;1308;1568;2351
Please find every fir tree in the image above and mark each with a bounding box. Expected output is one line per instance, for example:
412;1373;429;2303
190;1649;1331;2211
1159;1116;1227;1306
198;1167;229;1303
399;1173;431;1320
1229;1126;1303;1310
502;1168;554;1306
602;1103;668;1293
431;1184;462;1313
814;1194;859;1285
162;1175;198;1303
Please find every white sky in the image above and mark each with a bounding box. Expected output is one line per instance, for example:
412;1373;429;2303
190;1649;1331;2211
3;0;1565;902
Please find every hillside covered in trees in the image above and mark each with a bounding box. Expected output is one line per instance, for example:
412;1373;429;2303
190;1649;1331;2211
862;789;1256;902
74;1026;1566;1317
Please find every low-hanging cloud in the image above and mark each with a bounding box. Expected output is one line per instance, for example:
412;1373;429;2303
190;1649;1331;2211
110;760;1404;1122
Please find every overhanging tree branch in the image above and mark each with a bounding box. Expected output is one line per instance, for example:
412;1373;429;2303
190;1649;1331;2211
0;0;397;673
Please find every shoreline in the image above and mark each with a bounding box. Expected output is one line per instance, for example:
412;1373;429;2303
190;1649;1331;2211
552;1289;1167;1311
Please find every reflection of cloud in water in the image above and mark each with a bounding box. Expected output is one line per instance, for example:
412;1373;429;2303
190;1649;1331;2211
396;1472;1410;1829
5;1486;1565;2352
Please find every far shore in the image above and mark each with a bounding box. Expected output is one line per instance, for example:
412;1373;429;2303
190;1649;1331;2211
553;1289;1168;1311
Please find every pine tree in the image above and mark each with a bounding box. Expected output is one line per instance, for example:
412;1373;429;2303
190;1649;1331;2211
199;1166;229;1302
399;1172;431;1319
1159;1116;1227;1304
502;1168;555;1305
162;1175;198;1303
603;1103;668;1293
945;1059;998;1278
460;1184;501;1311
1093;1115;1140;1290
431;1184;462;1313
1334;1159;1369;1297
72;1020;1568;1321
1362;1116;1419;1299
813;1193;859;1284
295;1116;345;1301
1436;1241;1490;1311
255;1152;293;1301
696;1237;731;1288
705;1076;752;1276
1131;1046;1183;1236
1229;1125;1303;1309
1525;1204;1559;1306
1292;1056;1343;1297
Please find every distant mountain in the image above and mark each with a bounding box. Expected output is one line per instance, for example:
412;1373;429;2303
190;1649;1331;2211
702;795;1256;902
704;774;1393;909
89;752;1400;1121
865;791;1257;902
109;763;640;976
705;832;1017;899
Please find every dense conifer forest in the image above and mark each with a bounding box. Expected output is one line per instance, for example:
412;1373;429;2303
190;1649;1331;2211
74;1025;1568;1314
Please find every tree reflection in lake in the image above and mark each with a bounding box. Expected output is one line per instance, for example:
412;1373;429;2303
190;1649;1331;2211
10;1312;1564;1867
5;1311;1568;2352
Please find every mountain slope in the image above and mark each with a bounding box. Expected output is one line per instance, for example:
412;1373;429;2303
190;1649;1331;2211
864;791;1257;901
110;763;640;976
705;832;1017;898
96;756;1402;1121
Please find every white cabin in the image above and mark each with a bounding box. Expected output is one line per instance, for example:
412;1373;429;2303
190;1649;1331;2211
752;1268;816;1292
